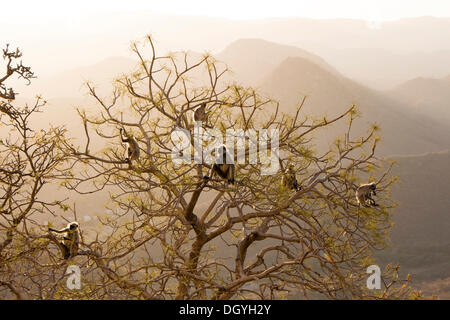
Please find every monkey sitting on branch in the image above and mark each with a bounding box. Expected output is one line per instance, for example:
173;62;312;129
355;182;379;207
120;128;140;164
193;102;213;128
281;164;301;191
204;145;235;187
193;103;207;122
48;222;80;259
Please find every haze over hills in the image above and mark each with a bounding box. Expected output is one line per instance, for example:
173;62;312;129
258;54;450;155
16;38;450;158
216;38;339;86
320;48;450;90
32;56;138;99
387;75;450;126
30;38;337;98
6;14;450;88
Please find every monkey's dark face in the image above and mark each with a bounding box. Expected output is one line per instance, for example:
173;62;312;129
69;223;79;230
370;184;377;195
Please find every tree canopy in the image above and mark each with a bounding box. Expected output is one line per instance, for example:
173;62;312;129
0;38;420;300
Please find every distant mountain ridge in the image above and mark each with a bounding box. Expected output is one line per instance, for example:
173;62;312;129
7;14;450;88
387;75;450;126
217;38;339;85
258;53;450;155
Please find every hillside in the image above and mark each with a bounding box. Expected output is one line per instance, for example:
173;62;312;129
259;56;450;155
217;38;339;86
32;56;138;99
376;150;450;297
387;150;450;246
387;75;450;126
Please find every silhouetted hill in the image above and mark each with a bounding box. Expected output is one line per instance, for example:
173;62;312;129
387;75;450;126
260;56;450;155
217;38;338;85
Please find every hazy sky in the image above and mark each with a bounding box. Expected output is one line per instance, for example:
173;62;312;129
4;0;450;22
4;0;450;79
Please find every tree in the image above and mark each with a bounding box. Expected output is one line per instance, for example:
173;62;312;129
0;45;71;299
60;36;419;300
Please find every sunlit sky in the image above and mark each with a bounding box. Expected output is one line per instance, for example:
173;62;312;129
3;0;450;22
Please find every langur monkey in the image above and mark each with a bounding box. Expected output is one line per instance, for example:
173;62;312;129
282;164;301;191
193;102;213;128
48;222;80;259
120;128;140;163
356;182;379;207
204;145;235;186
193;103;207;123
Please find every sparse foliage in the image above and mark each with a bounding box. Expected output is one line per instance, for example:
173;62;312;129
59;36;418;300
